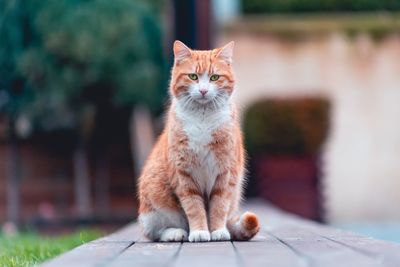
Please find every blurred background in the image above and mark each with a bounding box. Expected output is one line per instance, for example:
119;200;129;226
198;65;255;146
1;0;400;243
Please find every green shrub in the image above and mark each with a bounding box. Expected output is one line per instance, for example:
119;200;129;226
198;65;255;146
0;0;167;134
244;98;330;156
242;0;400;14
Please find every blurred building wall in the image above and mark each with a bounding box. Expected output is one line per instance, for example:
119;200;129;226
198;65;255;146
217;32;400;222
0;143;135;223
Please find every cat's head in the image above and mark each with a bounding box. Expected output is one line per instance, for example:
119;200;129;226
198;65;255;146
170;40;235;109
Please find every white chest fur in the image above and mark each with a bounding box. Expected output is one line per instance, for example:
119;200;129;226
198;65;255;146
175;102;232;197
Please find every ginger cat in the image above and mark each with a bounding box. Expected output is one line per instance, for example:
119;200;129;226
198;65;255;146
138;41;260;242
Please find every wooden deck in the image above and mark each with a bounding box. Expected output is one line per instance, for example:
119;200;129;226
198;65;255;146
41;200;400;267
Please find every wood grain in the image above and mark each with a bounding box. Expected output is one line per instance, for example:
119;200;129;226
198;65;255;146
108;242;181;267
174;241;238;267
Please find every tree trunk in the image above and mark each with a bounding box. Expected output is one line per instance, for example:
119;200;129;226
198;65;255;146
129;105;155;177
95;156;109;216
73;141;92;217
6;121;21;228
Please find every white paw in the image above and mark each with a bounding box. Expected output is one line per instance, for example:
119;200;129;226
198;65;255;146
211;228;231;241
188;230;210;242
160;228;188;242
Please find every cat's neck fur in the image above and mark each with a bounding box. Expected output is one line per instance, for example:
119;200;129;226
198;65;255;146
172;98;232;130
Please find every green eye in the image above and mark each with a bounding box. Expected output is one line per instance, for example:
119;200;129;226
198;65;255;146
188;73;198;80
210;74;220;81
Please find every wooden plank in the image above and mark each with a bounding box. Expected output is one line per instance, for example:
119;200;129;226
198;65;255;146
102;223;142;242
40;224;140;267
233;234;310;267
173;241;239;267
269;227;382;267
295;221;400;266
41;200;400;267
244;200;400;267
322;235;400;267
108;242;181;267
106;226;182;267
275;203;400;266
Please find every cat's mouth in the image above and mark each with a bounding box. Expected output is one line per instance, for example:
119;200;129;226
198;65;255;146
180;93;221;108
195;97;212;105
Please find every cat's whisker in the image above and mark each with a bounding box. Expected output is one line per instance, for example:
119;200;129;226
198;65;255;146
182;95;193;110
211;98;218;111
184;98;191;110
213;95;225;109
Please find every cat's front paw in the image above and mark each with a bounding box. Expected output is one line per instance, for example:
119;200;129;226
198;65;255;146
188;230;210;242
211;228;231;241
160;228;188;242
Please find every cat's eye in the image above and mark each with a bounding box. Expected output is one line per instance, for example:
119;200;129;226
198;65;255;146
188;73;198;80
210;74;220;81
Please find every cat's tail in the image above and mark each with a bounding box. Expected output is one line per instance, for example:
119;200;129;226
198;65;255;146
227;211;260;241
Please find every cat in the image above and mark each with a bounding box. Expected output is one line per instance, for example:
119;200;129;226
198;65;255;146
138;40;260;242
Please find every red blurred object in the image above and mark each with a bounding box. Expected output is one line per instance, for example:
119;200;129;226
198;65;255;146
254;155;322;221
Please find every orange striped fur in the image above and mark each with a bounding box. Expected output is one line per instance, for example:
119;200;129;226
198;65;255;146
138;41;259;242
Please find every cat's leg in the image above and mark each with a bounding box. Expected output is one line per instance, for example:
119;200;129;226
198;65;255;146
209;172;235;241
139;208;189;242
176;170;210;242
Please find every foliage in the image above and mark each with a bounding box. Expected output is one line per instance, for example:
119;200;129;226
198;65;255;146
242;0;400;14
244;98;330;156
225;13;400;41
0;230;101;267
0;0;166;135
0;0;35;120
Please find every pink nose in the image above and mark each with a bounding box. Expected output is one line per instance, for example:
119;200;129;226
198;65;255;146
199;89;208;96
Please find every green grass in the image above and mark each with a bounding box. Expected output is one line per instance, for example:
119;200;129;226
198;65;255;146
0;230;102;267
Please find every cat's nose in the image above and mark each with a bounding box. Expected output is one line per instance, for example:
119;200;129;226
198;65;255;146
199;89;208;96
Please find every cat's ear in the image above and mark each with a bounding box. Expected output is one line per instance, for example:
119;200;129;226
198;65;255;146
173;40;191;62
217;41;234;64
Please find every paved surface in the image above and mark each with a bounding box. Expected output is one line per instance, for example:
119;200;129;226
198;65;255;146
41;200;400;267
